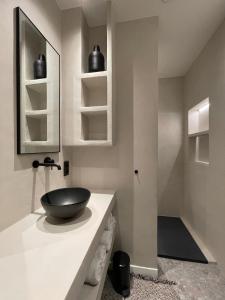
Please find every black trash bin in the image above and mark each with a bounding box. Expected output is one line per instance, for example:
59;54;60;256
112;251;130;297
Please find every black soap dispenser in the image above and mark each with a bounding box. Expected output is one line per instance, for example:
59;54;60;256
88;45;105;72
34;54;47;79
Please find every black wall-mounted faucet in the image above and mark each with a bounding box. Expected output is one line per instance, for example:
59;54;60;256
32;157;61;170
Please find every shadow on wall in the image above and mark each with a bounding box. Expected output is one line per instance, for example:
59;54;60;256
158;148;183;217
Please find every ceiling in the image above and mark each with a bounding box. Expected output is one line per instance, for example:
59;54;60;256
56;0;225;78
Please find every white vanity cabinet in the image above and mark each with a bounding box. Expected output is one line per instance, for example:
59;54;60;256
0;192;116;300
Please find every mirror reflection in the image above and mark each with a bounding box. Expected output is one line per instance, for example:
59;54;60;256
17;8;60;154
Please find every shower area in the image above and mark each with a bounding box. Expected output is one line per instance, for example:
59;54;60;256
157;77;210;264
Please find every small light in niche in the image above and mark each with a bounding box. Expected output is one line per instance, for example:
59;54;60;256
198;103;210;112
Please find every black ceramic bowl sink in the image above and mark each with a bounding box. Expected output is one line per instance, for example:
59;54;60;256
41;188;91;219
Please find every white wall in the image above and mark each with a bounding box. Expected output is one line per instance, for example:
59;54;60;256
183;18;225;273
72;17;158;269
158;77;184;217
0;0;72;231
1;1;159;272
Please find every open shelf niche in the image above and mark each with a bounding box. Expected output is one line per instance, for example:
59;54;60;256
81;72;107;107
81;111;107;141
188;98;209;136
25;115;47;142
20;18;59;151
62;1;114;146
188;98;210;164
79;1;113;146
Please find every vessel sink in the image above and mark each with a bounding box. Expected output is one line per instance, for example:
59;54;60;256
41;188;91;219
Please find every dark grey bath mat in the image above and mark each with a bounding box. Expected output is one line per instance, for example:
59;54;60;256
158;216;208;264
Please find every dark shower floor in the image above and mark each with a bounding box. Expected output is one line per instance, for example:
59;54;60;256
158;216;208;264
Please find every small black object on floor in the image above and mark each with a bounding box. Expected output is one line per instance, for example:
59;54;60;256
109;251;130;297
158;216;208;264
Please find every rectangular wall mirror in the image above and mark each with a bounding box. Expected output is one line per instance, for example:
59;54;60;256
16;7;60;154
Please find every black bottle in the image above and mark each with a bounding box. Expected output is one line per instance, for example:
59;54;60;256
88;45;105;72
34;54;47;79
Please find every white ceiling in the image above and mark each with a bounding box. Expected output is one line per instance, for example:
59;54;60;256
56;0;225;78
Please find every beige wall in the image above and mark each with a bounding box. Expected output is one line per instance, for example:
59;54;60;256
72;17;158;269
183;18;225;273
158;77;184;217
0;0;72;231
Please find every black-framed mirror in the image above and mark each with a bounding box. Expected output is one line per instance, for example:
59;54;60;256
16;7;60;154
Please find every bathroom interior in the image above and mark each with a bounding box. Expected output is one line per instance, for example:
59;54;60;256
1;0;225;299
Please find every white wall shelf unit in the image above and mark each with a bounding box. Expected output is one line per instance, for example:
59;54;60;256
62;1;114;146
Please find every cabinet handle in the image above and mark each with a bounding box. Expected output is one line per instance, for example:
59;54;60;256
134;170;139;175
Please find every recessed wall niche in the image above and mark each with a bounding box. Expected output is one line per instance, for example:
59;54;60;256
82;25;107;74
196;135;209;164
188;98;209;164
81;73;107;107
188;98;209;136
81;111;107;141
62;1;114;147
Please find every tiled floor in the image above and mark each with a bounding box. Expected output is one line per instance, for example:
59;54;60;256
158;258;225;300
102;258;225;299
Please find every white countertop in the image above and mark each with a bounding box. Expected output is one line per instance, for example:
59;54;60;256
0;192;115;300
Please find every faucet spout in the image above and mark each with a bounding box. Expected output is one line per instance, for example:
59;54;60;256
50;163;61;170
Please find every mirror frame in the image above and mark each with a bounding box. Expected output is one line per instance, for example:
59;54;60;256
16;7;60;154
